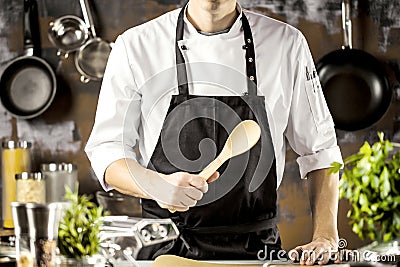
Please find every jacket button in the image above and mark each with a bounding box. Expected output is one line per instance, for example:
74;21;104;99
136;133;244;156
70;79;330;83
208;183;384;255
249;76;255;81
248;57;253;62
181;45;188;50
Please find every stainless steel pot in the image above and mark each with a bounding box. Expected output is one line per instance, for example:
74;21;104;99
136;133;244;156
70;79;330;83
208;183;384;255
48;15;89;58
96;190;142;217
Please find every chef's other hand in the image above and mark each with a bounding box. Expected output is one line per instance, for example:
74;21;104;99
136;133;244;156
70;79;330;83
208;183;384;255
154;171;217;211
289;237;338;265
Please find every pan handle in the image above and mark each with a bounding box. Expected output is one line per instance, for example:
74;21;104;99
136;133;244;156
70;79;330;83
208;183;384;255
80;0;97;38
23;0;41;56
341;0;352;49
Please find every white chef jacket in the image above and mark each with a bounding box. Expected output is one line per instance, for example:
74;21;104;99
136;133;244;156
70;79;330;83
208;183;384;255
85;5;343;191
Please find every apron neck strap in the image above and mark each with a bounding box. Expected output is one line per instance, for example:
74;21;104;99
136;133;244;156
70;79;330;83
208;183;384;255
241;12;257;96
175;5;189;96
175;5;258;96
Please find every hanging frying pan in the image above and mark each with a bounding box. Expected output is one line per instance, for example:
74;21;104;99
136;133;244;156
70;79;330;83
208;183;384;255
316;0;391;131
74;0;112;83
48;14;89;58
0;0;57;119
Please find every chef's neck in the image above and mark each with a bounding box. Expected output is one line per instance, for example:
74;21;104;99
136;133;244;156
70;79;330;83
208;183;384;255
187;0;238;34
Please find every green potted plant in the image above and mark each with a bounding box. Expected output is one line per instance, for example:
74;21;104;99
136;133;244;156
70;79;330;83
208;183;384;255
57;186;107;266
331;132;400;242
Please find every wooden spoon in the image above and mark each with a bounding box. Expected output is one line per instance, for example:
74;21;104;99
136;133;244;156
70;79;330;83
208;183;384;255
151;254;263;266
197;119;261;180
169;120;261;212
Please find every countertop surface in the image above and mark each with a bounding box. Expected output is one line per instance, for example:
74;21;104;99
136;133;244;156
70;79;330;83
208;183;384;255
110;259;351;267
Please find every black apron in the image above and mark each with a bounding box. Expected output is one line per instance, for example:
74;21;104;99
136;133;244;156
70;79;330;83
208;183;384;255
139;7;283;260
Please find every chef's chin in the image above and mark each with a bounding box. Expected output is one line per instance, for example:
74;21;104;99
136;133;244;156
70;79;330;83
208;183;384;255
189;0;236;12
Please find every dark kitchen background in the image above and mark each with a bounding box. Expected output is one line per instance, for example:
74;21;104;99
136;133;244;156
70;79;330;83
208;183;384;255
1;0;400;251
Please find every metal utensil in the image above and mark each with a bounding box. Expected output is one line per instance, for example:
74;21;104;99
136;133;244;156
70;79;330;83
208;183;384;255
99;216;179;262
48;15;89;58
74;0;112;83
123;248;141;267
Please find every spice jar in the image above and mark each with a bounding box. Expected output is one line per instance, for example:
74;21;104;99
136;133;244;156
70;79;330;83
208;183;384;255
15;172;46;204
2;140;31;229
40;163;77;203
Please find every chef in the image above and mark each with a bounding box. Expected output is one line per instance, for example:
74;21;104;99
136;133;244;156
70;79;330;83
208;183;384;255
85;0;343;265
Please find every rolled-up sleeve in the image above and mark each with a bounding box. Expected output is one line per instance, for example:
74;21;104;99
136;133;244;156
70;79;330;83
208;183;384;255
285;33;343;179
85;35;141;190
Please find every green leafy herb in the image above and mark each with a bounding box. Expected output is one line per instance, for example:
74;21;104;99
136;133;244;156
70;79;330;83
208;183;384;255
331;132;400;242
57;185;108;259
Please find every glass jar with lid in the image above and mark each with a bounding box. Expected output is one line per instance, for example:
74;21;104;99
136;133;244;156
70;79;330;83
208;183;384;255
40;163;78;203
2;140;32;228
15;172;46;203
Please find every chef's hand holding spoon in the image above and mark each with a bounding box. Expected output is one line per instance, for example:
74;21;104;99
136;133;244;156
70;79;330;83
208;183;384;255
156;171;219;212
105;158;219;212
164;120;261;213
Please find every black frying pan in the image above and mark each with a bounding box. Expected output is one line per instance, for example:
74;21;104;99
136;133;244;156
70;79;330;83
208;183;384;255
316;0;391;131
0;0;56;119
